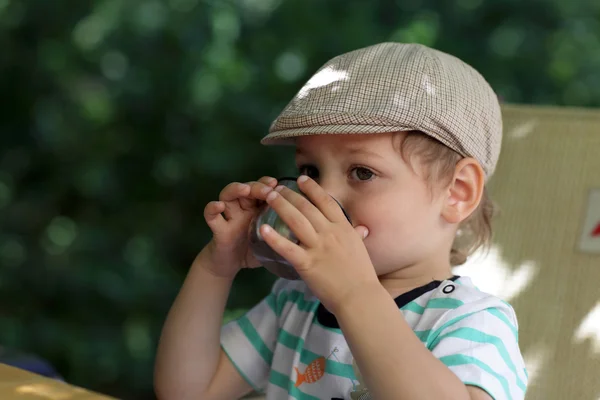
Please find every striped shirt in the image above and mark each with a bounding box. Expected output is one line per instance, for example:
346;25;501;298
221;276;527;399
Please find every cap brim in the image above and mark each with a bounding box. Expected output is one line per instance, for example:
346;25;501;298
261;124;414;145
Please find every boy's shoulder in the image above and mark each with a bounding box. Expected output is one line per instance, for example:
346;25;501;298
435;276;505;300
449;276;515;312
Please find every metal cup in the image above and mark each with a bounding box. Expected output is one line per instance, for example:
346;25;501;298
248;177;351;280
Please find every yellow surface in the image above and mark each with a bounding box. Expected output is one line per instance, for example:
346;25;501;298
0;364;116;400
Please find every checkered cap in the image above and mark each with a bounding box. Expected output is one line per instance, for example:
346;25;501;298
261;42;502;178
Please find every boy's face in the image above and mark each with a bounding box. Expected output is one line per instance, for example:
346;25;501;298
294;132;453;276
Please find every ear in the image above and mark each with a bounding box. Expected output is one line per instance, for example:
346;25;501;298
441;158;485;224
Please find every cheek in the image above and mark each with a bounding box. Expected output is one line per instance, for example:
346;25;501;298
355;190;433;232
353;191;440;258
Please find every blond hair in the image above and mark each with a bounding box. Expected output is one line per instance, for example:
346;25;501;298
398;131;495;266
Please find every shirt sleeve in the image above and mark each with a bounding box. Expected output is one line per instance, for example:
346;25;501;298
428;301;528;400
220;278;286;392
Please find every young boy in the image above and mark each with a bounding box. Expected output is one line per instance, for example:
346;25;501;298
154;42;528;400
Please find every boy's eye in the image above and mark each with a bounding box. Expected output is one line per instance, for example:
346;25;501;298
298;164;319;179
351;167;374;181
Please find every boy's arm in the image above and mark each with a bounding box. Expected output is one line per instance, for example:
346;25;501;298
336;283;478;400
154;251;252;400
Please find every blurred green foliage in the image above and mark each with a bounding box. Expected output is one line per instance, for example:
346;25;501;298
1;0;600;398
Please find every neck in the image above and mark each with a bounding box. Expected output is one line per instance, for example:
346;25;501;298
378;258;454;299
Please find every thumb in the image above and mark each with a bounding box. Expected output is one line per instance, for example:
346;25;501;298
354;225;369;240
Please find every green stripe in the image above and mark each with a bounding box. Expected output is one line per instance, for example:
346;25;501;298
278;328;303;352
402;297;463;315
277;328;356;381
414;329;431;343
427;298;464;309
276;290;318;315
431;327;526;391
440;354;513;399
486;308;518;341
402;301;425;314
237;316;273;365
269;369;321;400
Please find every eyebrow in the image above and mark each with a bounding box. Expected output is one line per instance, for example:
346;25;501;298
295;147;384;159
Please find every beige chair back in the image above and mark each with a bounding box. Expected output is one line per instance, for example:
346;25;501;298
455;104;600;400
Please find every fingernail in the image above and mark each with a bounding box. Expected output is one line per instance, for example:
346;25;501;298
275;185;284;192
298;175;308;183
363;229;369;239
266;191;278;201
261;186;272;194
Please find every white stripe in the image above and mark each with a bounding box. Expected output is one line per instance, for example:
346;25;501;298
271;343;301;376
280;302;317;337
221;321;271;389
264;381;292;400
304;327;351;362
400;309;424;326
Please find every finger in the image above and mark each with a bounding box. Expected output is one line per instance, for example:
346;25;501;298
218;183;249;220
250;181;276;199
204;201;227;232
251;177;278;197
219;182;251;202
297;175;347;223
265;190;318;247
239;178;278;210
274;185;329;231
355;225;369;240
260;224;307;268
258;176;278;187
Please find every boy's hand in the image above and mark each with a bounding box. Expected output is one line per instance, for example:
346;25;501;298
258;175;379;314
200;176;278;279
